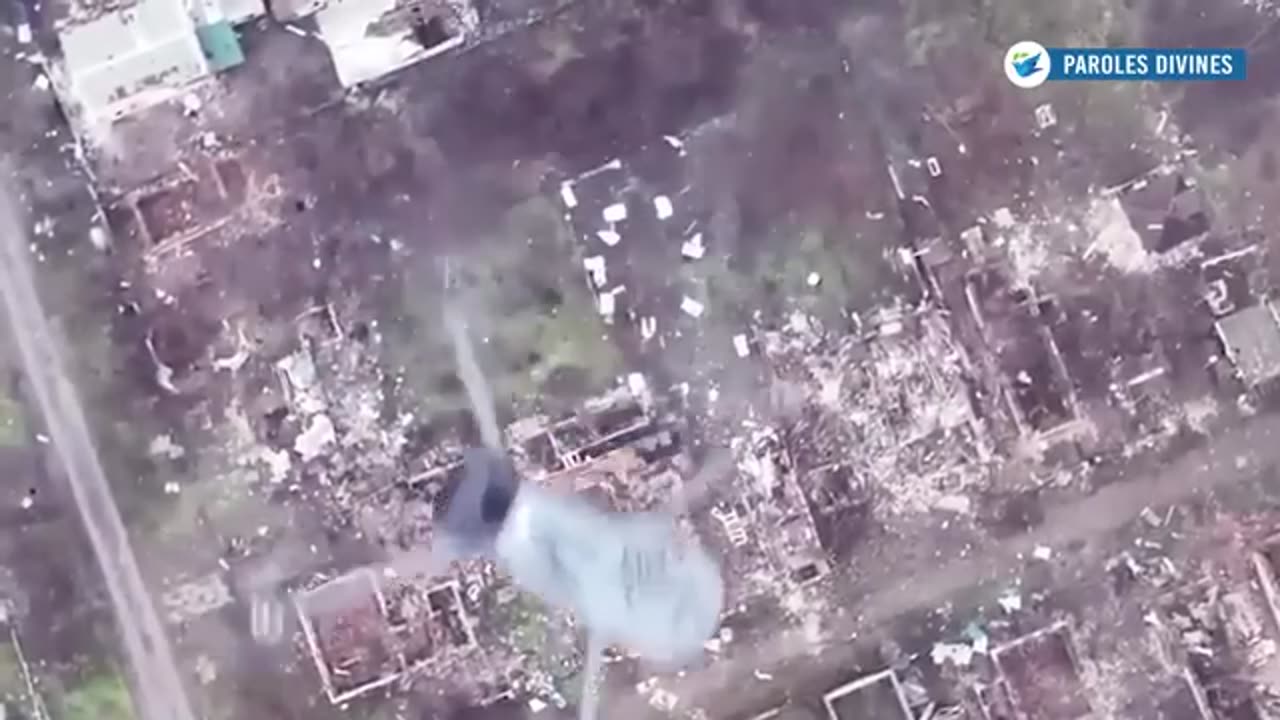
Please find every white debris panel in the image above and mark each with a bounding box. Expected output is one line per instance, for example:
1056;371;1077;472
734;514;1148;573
314;0;477;88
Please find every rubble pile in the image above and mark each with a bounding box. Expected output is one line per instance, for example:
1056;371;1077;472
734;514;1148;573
1155;579;1280;720
759;310;990;518
726;426;830;588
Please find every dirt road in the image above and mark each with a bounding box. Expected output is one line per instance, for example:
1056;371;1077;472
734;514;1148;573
606;410;1280;719
0;177;197;720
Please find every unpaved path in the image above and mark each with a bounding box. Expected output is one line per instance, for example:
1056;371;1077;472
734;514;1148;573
0;177;196;720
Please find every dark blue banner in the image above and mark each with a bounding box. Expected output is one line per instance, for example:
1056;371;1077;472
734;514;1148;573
1046;47;1247;81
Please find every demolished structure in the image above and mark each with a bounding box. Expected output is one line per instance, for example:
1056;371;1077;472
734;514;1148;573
295;568;477;704
25;0;1280;715
304;0;478;88
754;308;992;542
289;379;692;706
822;668;914;720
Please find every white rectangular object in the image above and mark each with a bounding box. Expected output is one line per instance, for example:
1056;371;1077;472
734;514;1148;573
603;202;628;223
680;296;705;318
681;233;705;260
1035;103;1057;129
627;372;649;400
733;334;750;358
583;255;607;287
596;229;621;246
654;195;674;220
560;182;579;209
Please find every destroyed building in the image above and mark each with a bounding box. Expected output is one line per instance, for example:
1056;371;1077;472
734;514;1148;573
989;622;1093;720
1117;172;1212;255
758;308;991;537
295;569;402;704
1150;569;1280;720
1203;243;1280;391
15;0;1280;717
822;668;915;720
283;378;688;705
1038;284;1192;448
105;148;253;255
728;426;831;592
295;0;479;88
1215;302;1280;390
964;264;1078;437
295;567;481;704
1202;244;1267;319
507;384;677;484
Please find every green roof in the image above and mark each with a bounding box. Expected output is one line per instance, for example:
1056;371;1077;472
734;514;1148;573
196;21;245;72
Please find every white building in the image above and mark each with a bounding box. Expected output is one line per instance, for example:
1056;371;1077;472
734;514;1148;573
53;0;264;124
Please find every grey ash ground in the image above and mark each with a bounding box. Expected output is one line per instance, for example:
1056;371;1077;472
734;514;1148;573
3;0;1280;719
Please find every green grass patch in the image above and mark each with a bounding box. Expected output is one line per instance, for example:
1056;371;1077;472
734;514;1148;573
386;196;622;418
60;669;136;720
700;222;912;328
0;391;26;447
